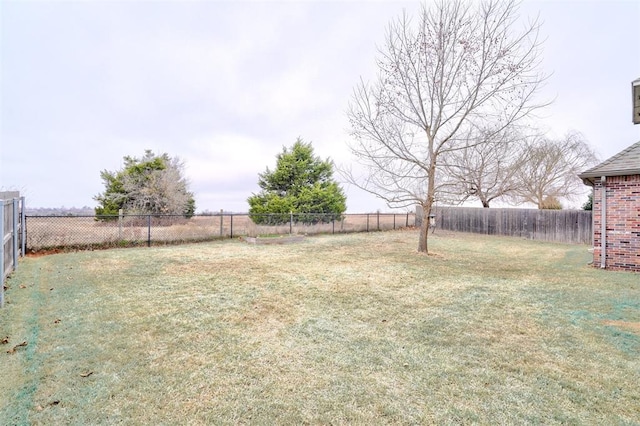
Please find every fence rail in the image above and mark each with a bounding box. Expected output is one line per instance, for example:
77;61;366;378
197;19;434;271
24;212;417;252
417;206;592;244
1;194;25;308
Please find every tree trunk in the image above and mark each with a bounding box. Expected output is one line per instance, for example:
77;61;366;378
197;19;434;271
417;201;433;254
418;212;430;253
418;157;437;254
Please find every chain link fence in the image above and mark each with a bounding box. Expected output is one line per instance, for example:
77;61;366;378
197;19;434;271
25;212;416;252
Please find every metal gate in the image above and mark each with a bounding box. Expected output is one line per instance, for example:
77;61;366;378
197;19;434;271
1;193;25;308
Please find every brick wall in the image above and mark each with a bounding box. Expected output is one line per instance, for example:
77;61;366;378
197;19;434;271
592;174;640;272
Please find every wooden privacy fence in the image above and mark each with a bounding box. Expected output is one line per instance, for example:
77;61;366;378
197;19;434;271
1;193;25;308
417;206;592;244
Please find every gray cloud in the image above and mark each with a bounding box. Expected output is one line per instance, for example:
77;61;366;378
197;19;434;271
1;0;638;212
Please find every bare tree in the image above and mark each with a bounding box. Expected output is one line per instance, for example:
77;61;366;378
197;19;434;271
441;126;527;207
344;0;548;253
510;132;598;209
96;150;195;218
122;154;194;216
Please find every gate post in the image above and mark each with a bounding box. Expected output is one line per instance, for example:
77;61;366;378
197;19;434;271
21;197;26;256
12;198;18;270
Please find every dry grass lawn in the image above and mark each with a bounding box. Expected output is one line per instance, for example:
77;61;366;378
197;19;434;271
1;230;639;424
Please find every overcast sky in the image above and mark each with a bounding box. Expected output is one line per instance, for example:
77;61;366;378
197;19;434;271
1;0;639;212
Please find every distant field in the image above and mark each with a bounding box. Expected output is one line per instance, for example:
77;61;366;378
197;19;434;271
1;230;638;424
24;213;416;251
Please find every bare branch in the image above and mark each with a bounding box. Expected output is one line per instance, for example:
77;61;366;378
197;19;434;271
508;131;599;208
344;0;549;252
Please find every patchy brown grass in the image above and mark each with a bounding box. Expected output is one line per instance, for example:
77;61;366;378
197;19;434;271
1;230;638;424
602;320;640;334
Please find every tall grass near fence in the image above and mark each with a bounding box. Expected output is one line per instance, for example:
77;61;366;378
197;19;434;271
418;206;592;244
25;212;416;252
1;230;638;424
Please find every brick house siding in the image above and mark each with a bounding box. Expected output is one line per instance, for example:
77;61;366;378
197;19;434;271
591;175;640;272
580;141;640;273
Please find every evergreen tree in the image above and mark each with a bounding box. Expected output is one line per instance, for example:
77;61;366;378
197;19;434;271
248;139;346;224
95;150;195;218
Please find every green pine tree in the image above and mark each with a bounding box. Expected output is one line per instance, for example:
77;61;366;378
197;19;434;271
248;139;347;224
